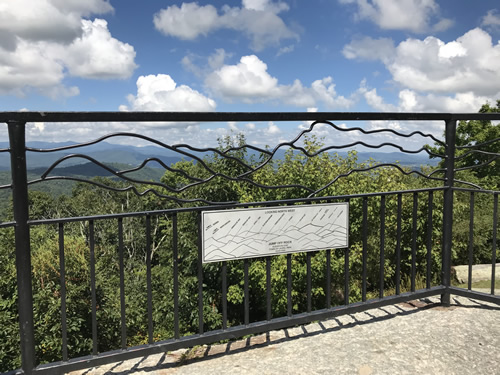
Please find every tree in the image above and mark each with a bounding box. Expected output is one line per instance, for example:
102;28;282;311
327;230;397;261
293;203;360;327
4;129;493;371
427;100;500;188
426;100;499;268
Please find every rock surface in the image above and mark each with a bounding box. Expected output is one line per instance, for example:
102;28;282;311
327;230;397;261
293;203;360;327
453;263;500;284
69;295;500;375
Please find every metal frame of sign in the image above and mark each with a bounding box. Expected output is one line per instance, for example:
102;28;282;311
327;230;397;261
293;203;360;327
201;202;349;263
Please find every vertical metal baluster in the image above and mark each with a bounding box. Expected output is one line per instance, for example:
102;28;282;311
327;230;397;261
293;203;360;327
411;193;418;292
118;218;126;349
242;202;251;326
146;216;153;344
172;214;180;339
222;261;227;330
491;194;498;295
326;249;331;308
197;212;204;334
266;256;272;320
396;194;402;295
89;220;97;355
306;252;312;313
58;223;68;361
468;193;474;291
344;199;350;306
426;191;434;290
287;253;292;317
362;197;368;302
441;119;456;306
244;259;249;325
286;201;293;317
344;248;349;305
379;196;386;298
8;121;35;374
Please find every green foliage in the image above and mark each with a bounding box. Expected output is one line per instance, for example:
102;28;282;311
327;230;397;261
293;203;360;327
427;99;499;189
0;119;498;372
424;100;499;266
0;228;19;370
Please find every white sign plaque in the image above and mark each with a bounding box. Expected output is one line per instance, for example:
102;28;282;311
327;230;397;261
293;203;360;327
202;202;348;263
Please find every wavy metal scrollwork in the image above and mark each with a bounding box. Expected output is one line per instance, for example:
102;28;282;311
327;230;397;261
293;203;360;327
24;120;455;204
0;147;11;190
453;137;499;172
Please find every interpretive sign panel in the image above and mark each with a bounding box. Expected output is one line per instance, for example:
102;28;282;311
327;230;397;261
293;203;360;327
202;202;348;263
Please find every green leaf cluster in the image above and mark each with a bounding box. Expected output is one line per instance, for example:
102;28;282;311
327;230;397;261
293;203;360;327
0;113;498;372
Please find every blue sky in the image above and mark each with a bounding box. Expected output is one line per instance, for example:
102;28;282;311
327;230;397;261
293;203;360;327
1;0;499;149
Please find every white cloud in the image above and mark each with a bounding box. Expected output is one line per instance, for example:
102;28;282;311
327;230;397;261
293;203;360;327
208;48;231;70
482;9;500;29
205;55;278;98
267;122;281;134
120;74;217;112
24;74;217;142
276;44;295;56
358;85;396;112
361;88;495;138
389;28;500;96
242;0;289;13
21;120;221;149
0;38;79;98
227;122;238;131
224;121;287;147
360;84;495;115
357;79;497;134
342;36;395;63
47;0;113;16
153;1;298;51
0;0;113;44
396;90;493;113
432;18;454;32
311;77;353;108
51;19;137;80
345;28;500;102
0;1;137;98
182;48;231;78
339;0;453;33
153;3;219;40
181;54;203;78
205;55;353;108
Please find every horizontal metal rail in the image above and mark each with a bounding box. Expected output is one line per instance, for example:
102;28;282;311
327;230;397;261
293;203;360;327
26;187;445;226
0;112;498;375
448;287;500;306
1;111;500;123
0;187;449;229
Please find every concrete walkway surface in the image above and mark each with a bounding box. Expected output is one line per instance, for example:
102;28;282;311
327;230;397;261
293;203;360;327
69;295;500;375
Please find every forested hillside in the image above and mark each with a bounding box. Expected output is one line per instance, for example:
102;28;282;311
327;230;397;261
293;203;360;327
0;103;498;372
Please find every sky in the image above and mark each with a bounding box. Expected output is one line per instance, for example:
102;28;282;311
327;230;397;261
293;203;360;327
1;0;499;150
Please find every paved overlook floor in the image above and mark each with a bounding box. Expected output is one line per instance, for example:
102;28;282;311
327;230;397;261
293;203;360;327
70;294;500;375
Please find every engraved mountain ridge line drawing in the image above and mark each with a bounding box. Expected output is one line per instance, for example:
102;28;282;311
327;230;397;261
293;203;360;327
202;203;349;263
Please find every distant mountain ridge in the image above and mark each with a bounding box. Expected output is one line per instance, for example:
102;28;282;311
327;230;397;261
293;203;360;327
0;141;186;171
28;162;165;181
0;141;438;171
0;141;438;216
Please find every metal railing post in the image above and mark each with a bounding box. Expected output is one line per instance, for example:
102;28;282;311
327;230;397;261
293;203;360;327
441;119;456;306
8;121;36;374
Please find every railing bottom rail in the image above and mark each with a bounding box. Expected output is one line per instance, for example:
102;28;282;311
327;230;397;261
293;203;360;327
29;287;445;375
448;287;500;306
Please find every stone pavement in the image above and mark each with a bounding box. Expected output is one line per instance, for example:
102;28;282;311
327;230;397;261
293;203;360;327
70;295;500;375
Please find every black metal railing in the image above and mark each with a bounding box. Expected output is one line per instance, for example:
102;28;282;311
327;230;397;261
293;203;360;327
0;112;499;375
